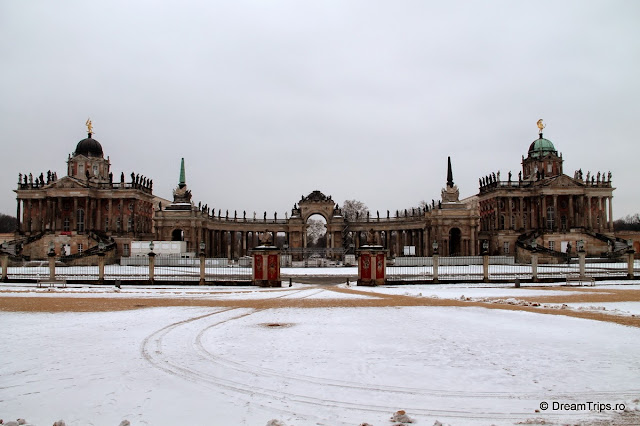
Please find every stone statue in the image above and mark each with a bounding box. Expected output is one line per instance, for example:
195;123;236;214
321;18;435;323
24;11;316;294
508;171;512;182
18;173;22;184
518;171;522;182
608;171;612;182
29;173;33;185
597;172;601;183
121;172;124;183
234;210;237;219
586;171;590;182
264;211;266;221
225;210;229;219
376;210;379;219
243;211;246;220
131;172;135;183
109;172;113;183
387;210;389;218
253;211;256;220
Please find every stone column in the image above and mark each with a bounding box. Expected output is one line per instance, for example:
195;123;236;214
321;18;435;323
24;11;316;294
48;249;56;282
1;253;8;282
579;250;586;278
199;250;206;285
628;249;635;279
433;253;439;283
519;197;525;229
608;196;614;230
227;231;232;260
483;252;489;282
569;196;574;229
553;195;558;231
97;251;105;284
96;199;102;232
541;195;546;230
73;198;78;231
531;251;538;282
597;197;603;231
16;198;21;232
241;231;247;257
148;251;156;284
586;196;592;230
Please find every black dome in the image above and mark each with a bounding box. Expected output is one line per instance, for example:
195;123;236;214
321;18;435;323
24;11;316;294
74;134;104;157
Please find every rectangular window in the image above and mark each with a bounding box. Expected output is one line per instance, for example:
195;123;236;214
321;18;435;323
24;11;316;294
549;241;555;251
127;217;133;232
503;242;510;254
63;218;70;232
123;243;130;257
78;243;83;254
105;218;109;232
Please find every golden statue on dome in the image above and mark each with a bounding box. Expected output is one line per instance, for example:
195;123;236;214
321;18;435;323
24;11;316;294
86;118;94;135
536;119;545;134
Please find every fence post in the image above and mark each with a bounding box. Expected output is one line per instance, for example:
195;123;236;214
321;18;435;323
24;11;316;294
482;254;489;282
1;253;8;282
578;250;586;278
531;252;538;282
48;250;56;282
432;254;439;283
148;252;156;284
628;249;635;279
199;252;206;285
97;252;105;284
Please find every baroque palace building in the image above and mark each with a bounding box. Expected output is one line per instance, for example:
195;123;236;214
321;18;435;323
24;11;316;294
8;120;630;261
12;122;160;259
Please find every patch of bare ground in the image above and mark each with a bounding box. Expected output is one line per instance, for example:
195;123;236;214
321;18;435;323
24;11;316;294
0;285;639;328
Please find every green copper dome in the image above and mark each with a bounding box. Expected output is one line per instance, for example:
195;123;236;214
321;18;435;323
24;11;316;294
528;135;557;158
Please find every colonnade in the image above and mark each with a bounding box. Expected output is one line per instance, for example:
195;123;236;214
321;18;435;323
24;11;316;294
481;194;614;233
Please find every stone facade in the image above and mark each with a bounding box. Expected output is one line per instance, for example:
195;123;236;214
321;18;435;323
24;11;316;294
13;130;156;259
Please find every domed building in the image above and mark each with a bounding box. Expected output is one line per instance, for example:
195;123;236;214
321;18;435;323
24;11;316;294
477;122;619;261
13;121;159;259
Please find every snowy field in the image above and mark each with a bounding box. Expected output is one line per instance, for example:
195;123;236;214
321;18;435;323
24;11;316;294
1;283;640;425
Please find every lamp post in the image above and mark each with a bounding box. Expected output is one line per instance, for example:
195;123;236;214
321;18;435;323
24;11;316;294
432;240;439;255
482;240;489;255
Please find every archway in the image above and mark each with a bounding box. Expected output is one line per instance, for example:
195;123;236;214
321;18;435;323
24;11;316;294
172;229;184;241
449;228;462;256
305;214;327;249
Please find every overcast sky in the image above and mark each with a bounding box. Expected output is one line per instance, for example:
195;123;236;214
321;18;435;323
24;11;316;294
1;1;639;220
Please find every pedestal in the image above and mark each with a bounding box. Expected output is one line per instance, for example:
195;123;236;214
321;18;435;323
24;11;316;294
253;245;281;287
357;245;386;286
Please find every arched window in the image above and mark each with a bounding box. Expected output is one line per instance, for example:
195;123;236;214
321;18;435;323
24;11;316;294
546;206;555;230
77;209;85;233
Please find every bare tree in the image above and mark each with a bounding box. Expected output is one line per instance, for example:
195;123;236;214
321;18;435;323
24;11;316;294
342;199;369;222
306;218;326;247
614;214;640;231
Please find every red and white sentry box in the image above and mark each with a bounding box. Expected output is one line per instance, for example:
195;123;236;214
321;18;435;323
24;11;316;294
253;248;281;287
357;247;386;286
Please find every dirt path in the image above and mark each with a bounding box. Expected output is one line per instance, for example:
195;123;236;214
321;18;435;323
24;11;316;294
1;284;639;328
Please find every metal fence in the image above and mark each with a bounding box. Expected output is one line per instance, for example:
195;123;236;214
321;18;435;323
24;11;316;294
3;255;252;284
2;255;638;284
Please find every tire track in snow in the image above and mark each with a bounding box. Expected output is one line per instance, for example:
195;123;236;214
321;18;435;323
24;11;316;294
140;291;635;423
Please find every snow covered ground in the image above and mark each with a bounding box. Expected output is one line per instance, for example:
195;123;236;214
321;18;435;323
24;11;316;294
1;284;639;425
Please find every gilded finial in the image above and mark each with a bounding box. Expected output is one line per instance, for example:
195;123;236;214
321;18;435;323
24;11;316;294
86;118;94;135
536;119;545;134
